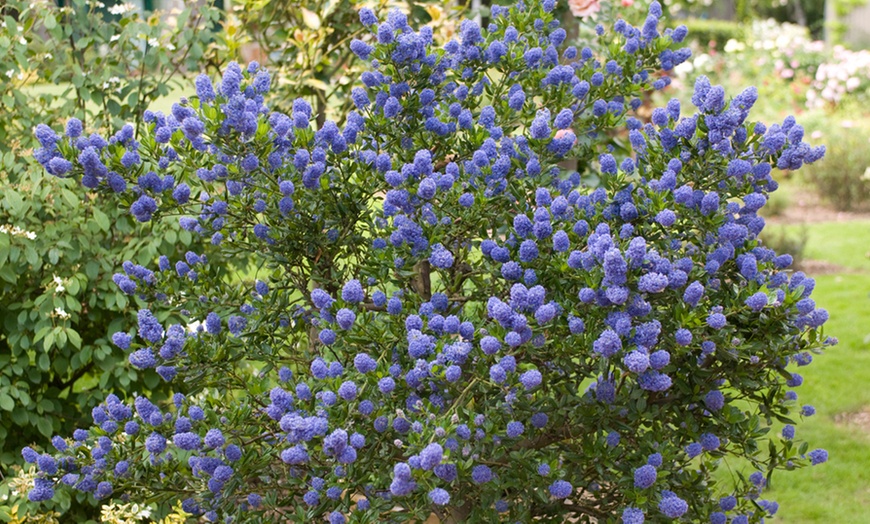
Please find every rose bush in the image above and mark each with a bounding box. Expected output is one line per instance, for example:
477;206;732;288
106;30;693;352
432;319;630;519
20;1;831;522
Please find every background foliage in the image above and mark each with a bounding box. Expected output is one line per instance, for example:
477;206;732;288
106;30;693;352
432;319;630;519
0;0;218;518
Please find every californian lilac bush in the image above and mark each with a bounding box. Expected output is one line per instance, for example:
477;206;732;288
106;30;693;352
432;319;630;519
25;1;831;522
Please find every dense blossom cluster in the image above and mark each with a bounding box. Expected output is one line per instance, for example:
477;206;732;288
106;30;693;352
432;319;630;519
26;1;831;522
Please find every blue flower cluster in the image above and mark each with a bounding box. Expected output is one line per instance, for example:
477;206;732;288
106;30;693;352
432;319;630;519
26;0;832;522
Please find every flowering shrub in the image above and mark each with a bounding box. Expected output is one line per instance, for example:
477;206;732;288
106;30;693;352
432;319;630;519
0;0;218;496
222;0;453;125
23;1;832;522
806;45;870;109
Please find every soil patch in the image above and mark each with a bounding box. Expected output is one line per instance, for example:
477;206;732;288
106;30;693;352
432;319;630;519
796;259;853;275
833;408;870;435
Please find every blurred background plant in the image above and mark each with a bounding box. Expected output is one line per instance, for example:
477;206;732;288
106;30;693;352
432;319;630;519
802;123;870;211
0;0;219;519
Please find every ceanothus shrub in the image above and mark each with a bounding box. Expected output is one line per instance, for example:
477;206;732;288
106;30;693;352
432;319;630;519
25;1;832;522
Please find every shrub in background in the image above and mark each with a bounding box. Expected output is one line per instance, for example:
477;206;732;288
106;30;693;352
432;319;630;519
802;125;870;211
0;0;218;517
759;227;808;269
21;1;832;523
680;18;744;48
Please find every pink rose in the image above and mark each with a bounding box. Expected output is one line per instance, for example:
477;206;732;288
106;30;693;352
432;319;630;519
569;0;601;18
622;0;635;6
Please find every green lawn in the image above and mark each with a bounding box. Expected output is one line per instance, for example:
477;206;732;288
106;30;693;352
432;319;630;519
752;221;870;523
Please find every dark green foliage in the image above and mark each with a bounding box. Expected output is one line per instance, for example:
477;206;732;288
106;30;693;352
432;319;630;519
681;18;745;46
0;0;217;502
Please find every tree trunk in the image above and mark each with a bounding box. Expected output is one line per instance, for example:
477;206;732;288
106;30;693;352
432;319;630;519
793;0;808;27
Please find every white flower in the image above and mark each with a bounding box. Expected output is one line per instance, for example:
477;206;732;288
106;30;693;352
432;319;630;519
186;320;202;334
1;224;37;239
19;37;26;46
4;70;13;78
54;307;70;319
110;34;121;42
723;39;744;54
673;60;693;78
53;275;66;293
108;3;134;15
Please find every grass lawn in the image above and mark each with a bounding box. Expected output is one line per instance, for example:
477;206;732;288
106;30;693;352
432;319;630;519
751;220;870;522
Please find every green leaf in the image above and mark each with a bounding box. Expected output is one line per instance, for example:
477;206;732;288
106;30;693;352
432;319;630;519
43;13;57;30
38;352;50;371
3;189;25;215
24;246;39;267
0;393;13;412
93;208;110;232
36;417;53;437
61;188;78;208
66;277;81;296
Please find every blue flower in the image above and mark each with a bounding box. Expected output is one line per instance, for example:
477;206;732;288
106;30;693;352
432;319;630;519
700;432;720;450
622;507;645;524
593;329;622;358
173;432;201;451
335;381;356;401
471;464;492;484
429;487;450;505
506;421;524;438
549;480;572;498
638;273;669;293
28;478;55;502
336;308;356;330
705;390;725;411
204;428;225;449
519;369;542;390
205;312;221;335
745;292;768;311
530;110;551;139
658;493;688;518
420;443;443;470
341;280;364;303
634;464;657;489
623;351;650;373
350;39;373;60
429;244;455;269
707;311;727;330
359;7;377;25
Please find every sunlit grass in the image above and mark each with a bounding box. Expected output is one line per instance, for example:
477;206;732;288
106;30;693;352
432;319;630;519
734;221;870;522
